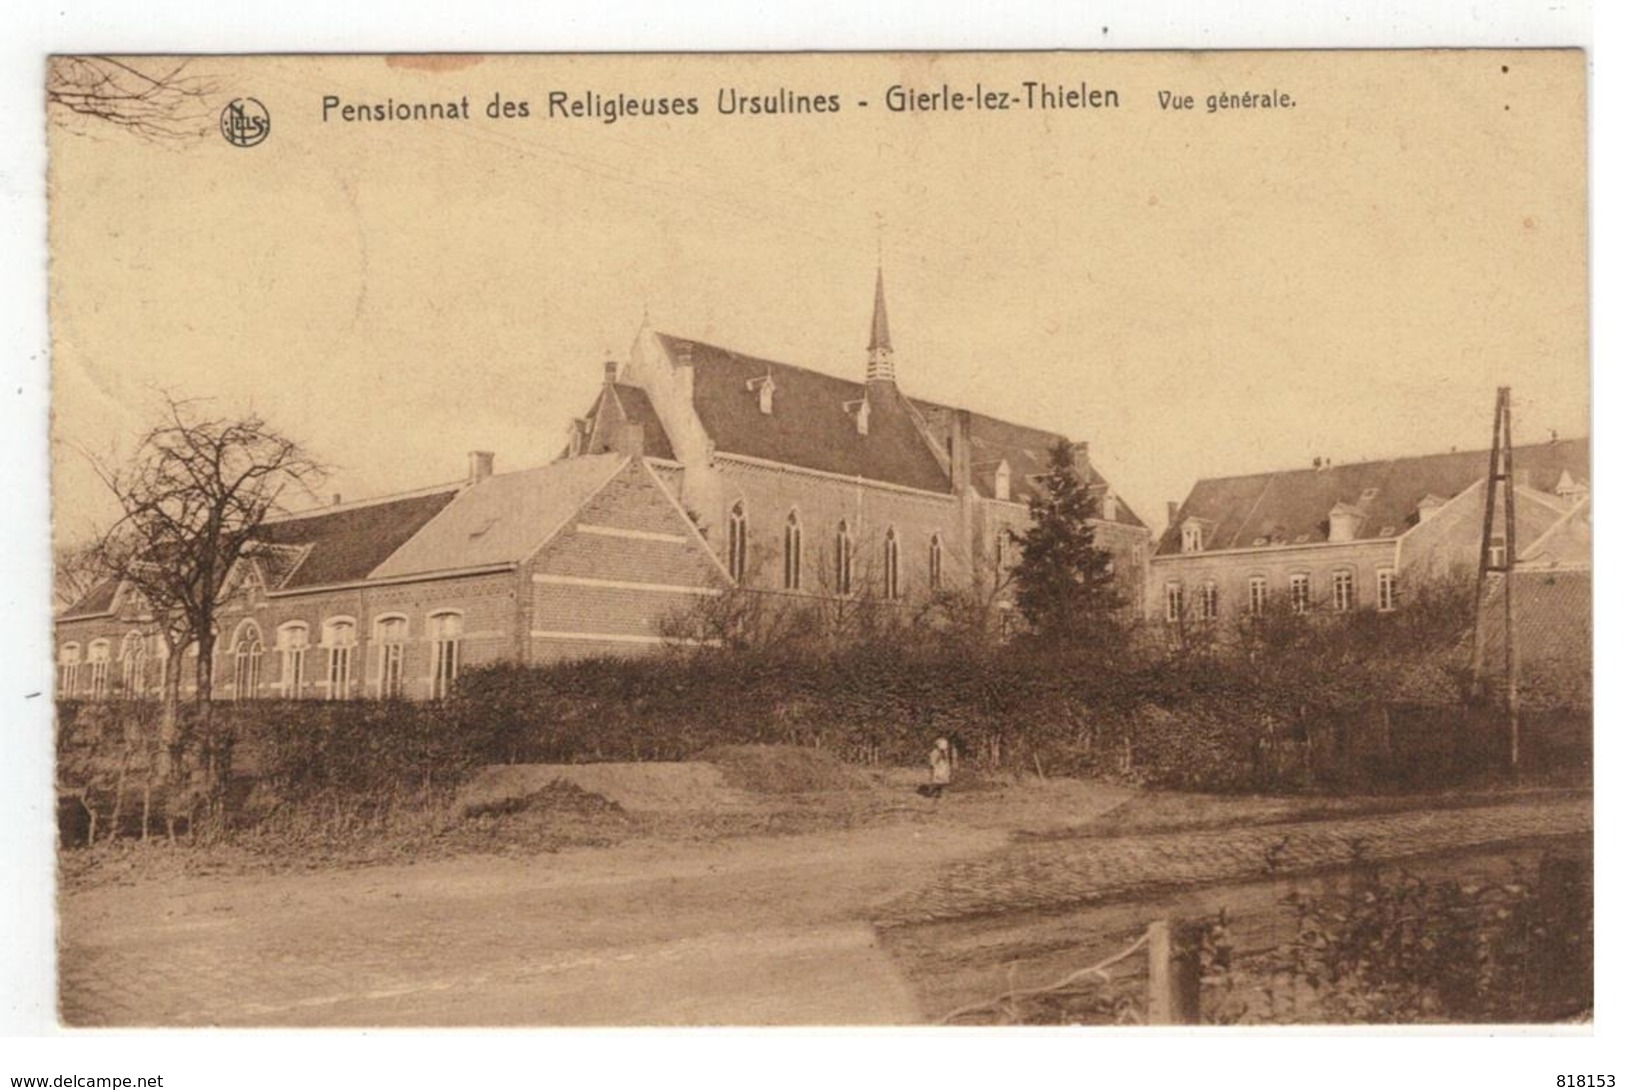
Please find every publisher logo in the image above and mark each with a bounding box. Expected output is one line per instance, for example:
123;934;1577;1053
220;98;271;147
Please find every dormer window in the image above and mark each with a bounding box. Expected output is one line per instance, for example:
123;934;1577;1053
1180;521;1203;554
1416;493;1448;523
746;373;776;415
1327;502;1364;543
844;397;870;436
994;460;1011;501
1101;492;1118;521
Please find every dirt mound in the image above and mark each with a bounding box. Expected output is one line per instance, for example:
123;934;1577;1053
462;778;626;820
457;762;759;815
695;745;873;794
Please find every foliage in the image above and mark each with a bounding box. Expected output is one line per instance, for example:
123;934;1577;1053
47;56;215;141
1010;440;1124;642
1204;852;1593;1024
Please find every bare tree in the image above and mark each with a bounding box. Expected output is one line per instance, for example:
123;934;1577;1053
46;56;215;141
52;539;112;613
92;394;328;708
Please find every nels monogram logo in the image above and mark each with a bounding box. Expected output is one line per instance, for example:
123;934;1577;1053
219;97;271;148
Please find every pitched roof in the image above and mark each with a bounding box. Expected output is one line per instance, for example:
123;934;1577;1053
659;333;952;494
1520;497;1591;567
1478;568;1591;668
369;454;626;579
257;488;461;589
58;577;120;620
1158;438;1590;556
581;384;675;460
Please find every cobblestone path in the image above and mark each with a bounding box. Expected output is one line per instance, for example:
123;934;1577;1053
874;798;1591;927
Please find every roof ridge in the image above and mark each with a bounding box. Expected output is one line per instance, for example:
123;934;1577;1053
267;480;464;524
1185;436;1591;488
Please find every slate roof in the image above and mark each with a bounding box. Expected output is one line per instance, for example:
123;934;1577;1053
257;488;461;589
370;454;626;579
58;578;120;620
1158;438;1590;556
1478;568;1592;668
660;334;953;494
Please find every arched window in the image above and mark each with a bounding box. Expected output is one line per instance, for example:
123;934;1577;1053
1331;570;1354;613
87;639;112;701
58;642;82;698
232;622;264;701
1247;576;1269;616
834;519;854;597
1199;582;1219;622
374;614;408;699
322;618;357;700
782;511;802;591
428;611;463;699
119;632;147;697
277;622;310;699
928;533;944;591
727;501;748;582
883;527;901;600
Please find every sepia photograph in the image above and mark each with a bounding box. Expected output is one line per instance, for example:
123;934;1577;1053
39;45;1591;1037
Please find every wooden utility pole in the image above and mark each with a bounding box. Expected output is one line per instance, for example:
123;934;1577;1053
1146;918;1202;1024
1468;387;1521;769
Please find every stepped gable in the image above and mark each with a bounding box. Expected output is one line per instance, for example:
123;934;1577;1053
1158;438;1590;556
369;454;626;579
658;333;952;494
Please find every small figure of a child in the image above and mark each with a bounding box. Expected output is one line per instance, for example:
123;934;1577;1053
924;737;953;799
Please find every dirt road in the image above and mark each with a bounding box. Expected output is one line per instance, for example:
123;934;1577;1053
57;786;1587;1027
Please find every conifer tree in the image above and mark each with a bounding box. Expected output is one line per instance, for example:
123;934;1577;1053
1010;440;1124;641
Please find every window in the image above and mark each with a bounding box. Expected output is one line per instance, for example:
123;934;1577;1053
1248;576;1269;616
58;643;81;698
1164;582;1184;623
87;640;111;701
232;623;263;701
1487;534;1507;570
727;501;748;582
1199;582;1219;622
928;533;944;591
1181;523;1203;553
1289;573;1311;614
428;611;463;699
994;461;1011;501
277;623;309;699
834;520;854;597
994;528;1011;574
1331;570;1354;613
782;511;802;591
1377;568;1396;613
323;618;356;700
120;632;147;697
883;528;901;600
375;615;408;698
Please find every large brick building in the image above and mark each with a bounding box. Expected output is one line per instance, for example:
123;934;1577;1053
1150;438;1590;628
55;272;1151;700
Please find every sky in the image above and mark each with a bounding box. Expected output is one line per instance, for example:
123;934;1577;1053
48;50;1589;543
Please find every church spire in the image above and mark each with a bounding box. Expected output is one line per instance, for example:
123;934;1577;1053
866;267;896;386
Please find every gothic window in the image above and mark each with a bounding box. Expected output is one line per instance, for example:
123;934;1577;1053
119;631;147;697
834;519;854;597
782;511;802;591
928;533;944;590
727;501;748;582
883;527;901;600
1164;582;1184;623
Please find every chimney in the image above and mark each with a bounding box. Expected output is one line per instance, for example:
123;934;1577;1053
604;358;620;384
672;340;695;404
1167;500;1179;527
1071;440;1091;478
331;493;342;506
949;410;972;494
468;450;495;483
617;423;645;459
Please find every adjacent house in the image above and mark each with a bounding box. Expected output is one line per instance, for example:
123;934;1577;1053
1150;438;1590;627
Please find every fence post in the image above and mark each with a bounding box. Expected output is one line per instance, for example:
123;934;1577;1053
1147;918;1202;1024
